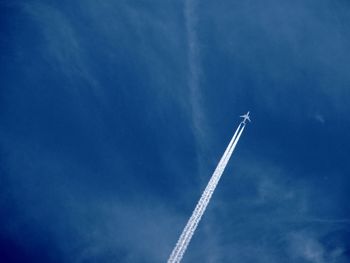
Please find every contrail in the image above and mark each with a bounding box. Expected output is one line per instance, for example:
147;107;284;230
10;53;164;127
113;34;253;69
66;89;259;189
168;119;248;263
168;123;242;262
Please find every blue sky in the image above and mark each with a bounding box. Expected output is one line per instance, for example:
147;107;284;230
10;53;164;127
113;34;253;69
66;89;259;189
1;0;350;262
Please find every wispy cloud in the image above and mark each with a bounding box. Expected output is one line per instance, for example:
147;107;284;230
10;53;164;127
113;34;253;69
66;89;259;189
184;0;209;152
314;114;325;124
199;0;350;121
287;231;326;263
184;156;350;262
0;133;184;262
22;2;104;101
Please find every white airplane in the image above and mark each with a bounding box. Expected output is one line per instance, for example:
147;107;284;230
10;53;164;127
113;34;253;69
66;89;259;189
240;111;251;124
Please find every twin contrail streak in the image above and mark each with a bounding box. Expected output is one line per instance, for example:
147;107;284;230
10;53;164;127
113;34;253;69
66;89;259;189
168;119;248;263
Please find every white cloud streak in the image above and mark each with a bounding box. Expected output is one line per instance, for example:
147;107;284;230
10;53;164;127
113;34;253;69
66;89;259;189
184;0;208;148
22;2;104;101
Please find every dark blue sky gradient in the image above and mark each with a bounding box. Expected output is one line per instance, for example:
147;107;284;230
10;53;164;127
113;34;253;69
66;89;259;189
1;0;350;262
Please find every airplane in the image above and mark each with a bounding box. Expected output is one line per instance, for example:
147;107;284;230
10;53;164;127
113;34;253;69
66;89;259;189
240;111;251;124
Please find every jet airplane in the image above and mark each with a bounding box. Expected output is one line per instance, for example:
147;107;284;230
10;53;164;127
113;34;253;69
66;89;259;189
240;111;251;124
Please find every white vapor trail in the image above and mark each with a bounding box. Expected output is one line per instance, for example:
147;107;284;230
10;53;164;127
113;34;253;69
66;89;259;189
168;122;246;263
